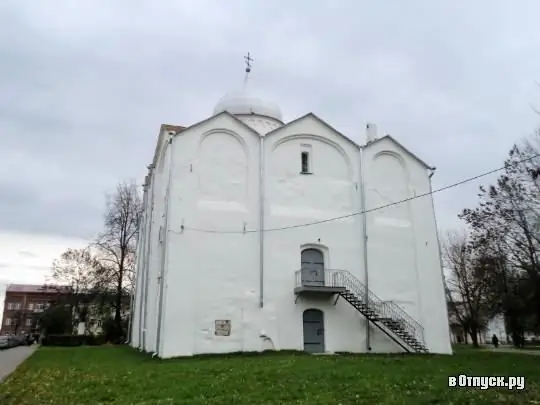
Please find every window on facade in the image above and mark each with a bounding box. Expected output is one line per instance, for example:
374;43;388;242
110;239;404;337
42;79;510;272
5;318;11;326
7;303;14;310
301;152;310;174
26;318;32;326
28;303;33;310
15;303;21;310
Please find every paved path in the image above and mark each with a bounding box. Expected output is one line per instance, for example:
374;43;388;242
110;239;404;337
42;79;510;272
0;345;38;383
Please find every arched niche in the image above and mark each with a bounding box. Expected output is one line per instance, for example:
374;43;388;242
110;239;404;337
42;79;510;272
370;150;411;219
197;129;249;204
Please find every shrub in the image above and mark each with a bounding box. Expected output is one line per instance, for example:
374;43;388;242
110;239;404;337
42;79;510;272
84;334;107;346
84;335;97;346
102;318;126;344
41;334;108;347
42;335;85;346
95;334;107;345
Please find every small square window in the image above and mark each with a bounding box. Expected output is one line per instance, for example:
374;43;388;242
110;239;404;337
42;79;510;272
301;152;310;174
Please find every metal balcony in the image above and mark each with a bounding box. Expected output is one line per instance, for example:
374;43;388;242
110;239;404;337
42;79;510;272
294;269;347;295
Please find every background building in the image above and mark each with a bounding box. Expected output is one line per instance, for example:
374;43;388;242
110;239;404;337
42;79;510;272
0;282;6;328
0;284;61;335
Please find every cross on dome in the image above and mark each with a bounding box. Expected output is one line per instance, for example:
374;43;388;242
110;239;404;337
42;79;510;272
212;52;283;122
244;52;253;74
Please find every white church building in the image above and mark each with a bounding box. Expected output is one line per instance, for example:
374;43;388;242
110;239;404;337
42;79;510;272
130;60;452;358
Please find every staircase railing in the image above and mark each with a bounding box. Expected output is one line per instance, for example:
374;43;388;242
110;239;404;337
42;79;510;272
294;268;425;349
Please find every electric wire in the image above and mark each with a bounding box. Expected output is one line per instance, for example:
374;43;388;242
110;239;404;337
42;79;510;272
176;152;540;235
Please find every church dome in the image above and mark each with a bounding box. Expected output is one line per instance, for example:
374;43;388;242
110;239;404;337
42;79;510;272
213;83;283;122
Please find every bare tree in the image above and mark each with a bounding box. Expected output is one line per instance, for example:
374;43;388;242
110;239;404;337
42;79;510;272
94;181;142;338
11;310;26;334
460;133;540;343
49;248;103;332
443;230;491;347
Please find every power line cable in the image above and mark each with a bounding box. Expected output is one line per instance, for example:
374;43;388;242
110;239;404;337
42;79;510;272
178;152;540;235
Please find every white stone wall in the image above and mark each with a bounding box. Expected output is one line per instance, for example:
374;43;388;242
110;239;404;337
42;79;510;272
132;112;452;358
160;114;261;357
362;137;452;354
261;115;367;354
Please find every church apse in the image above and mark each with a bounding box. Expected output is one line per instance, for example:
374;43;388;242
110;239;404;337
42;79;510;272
268;136;354;219
196;130;249;211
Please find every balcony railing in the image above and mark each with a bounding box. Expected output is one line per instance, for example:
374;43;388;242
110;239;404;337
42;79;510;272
294;268;425;349
294;268;349;289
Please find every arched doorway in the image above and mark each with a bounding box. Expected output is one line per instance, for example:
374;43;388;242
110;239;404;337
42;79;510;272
303;309;325;353
301;248;325;286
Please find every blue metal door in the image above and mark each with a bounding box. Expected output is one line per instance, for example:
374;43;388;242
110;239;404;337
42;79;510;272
301;249;324;286
303;309;325;353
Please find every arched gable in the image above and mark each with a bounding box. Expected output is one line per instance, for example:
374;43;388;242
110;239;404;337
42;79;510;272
197;127;249;204
372;150;411;183
272;134;353;180
265;112;360;151
198;128;250;159
264;114;358;214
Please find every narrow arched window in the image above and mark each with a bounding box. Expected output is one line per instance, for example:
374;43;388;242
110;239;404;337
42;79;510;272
301;151;310;174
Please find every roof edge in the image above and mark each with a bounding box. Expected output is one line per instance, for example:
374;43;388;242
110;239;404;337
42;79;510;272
364;134;434;170
265;112;360;150
147;112;262;183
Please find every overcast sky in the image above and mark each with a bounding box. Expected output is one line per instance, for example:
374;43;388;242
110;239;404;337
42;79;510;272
0;0;539;286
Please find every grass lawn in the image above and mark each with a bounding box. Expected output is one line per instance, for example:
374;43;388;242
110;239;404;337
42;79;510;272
0;346;539;405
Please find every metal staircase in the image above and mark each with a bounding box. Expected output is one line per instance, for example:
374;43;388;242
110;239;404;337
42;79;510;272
294;269;428;353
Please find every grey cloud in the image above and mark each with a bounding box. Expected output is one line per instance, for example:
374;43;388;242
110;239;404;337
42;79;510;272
0;0;539;239
0;263;48;272
18;251;38;258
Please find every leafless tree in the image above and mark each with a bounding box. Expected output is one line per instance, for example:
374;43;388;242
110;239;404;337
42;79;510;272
443;230;491;347
460;132;540;343
11;310;26;334
49;248;103;330
93;181;142;337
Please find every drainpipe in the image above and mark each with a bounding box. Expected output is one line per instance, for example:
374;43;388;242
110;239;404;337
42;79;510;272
142;167;155;351
155;133;176;356
137;185;149;348
428;166;448;351
126;282;134;344
140;187;149;350
259;135;265;308
129;208;145;346
359;146;371;351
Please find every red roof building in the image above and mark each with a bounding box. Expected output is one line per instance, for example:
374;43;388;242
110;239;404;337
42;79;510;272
0;283;67;335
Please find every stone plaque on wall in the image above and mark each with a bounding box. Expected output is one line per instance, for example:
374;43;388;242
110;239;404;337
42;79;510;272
215;320;231;336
